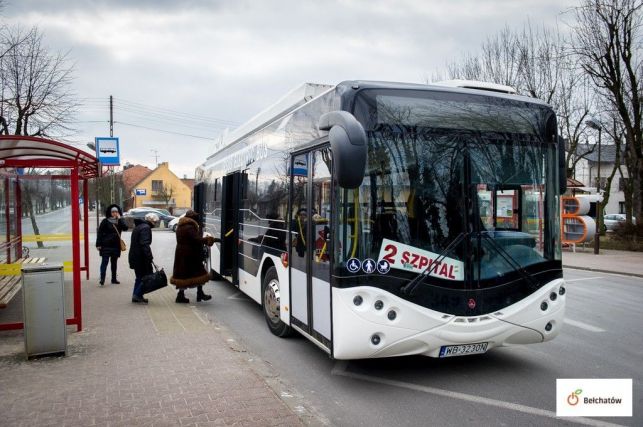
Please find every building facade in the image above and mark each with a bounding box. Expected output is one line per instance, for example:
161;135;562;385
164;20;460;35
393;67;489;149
129;162;193;213
570;144;628;215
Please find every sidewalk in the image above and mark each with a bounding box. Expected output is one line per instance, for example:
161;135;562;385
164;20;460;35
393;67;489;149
562;248;643;277
0;261;312;426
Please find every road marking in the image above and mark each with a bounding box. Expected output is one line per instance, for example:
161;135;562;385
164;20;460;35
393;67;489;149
565;276;604;283
331;362;623;427
563;318;605;333
564;267;637;280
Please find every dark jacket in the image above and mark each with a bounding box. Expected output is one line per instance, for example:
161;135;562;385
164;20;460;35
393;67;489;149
96;204;128;257
170;216;215;288
128;218;154;271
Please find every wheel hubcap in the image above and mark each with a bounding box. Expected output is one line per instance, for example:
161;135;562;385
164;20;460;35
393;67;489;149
264;279;281;324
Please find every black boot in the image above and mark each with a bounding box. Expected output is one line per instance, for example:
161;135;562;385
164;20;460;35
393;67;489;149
132;295;148;304
197;287;212;302
111;278;120;284
99;276;105;286
175;290;189;304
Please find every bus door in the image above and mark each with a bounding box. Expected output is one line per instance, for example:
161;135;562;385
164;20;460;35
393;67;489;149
289;148;333;348
193;182;205;226
220;171;244;285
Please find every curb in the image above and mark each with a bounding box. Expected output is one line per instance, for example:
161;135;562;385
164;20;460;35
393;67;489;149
195;307;330;426
563;264;643;279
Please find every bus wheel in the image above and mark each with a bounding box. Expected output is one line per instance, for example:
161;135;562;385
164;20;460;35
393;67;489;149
262;266;292;337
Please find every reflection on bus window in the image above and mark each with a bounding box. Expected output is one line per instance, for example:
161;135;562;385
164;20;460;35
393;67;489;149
312;148;332;264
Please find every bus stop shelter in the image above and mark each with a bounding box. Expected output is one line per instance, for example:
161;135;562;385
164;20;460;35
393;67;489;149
0;135;98;332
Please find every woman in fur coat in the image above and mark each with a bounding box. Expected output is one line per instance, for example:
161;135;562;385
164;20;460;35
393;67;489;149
170;210;217;303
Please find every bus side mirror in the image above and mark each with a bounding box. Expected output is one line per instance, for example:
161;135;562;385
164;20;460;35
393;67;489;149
318;111;367;189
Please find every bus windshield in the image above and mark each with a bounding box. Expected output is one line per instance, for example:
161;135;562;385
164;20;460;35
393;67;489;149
335;90;560;289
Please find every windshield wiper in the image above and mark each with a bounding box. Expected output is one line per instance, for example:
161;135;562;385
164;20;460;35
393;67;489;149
480;233;540;291
401;232;467;296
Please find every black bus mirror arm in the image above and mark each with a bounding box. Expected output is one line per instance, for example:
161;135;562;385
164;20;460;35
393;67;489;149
319;111;367;189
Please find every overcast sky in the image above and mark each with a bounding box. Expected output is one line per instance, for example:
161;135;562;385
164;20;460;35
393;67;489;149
3;0;577;178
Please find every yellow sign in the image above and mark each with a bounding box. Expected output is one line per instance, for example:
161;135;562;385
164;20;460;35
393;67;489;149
0;260;74;275
21;234;83;242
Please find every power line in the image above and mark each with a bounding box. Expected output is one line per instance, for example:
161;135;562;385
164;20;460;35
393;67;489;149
115;120;217;141
114;97;239;126
115;106;231;131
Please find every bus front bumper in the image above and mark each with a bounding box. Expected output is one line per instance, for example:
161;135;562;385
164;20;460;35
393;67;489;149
331;279;566;360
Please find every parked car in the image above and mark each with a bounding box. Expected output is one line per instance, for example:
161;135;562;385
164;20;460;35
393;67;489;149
123;208;176;228
168;213;186;232
603;213;636;231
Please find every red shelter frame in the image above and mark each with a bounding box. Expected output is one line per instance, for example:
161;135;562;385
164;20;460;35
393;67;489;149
0;135;99;332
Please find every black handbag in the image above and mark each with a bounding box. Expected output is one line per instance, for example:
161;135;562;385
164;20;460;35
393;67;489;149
141;263;167;295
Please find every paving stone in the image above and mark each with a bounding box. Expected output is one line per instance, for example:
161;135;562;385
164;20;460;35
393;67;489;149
0;251;302;426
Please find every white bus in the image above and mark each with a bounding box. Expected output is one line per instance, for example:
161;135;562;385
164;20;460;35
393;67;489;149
194;81;566;359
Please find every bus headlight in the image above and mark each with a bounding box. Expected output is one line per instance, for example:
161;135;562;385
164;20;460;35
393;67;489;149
353;295;363;306
541;301;548;311
559;286;566;296
374;300;384;310
371;334;381;345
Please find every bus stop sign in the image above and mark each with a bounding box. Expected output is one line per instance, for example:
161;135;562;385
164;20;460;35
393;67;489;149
95;137;120;165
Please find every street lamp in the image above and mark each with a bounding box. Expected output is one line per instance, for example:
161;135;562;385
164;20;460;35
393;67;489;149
585;118;602;255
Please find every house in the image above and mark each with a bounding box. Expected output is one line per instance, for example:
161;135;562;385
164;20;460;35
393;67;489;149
569;144;628;214
121;164;152;210
127;162;193;213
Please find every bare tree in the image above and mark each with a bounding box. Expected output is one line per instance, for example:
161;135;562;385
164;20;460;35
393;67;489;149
570;0;643;224
0;26;77;136
441;21;600;181
158;184;174;211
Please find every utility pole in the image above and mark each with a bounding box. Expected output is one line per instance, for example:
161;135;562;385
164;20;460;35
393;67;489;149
109;95;115;203
109;95;113;138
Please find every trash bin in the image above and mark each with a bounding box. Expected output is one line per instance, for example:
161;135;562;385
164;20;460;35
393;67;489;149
22;262;66;359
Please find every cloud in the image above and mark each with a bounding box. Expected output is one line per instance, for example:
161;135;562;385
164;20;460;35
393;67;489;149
2;0;578;179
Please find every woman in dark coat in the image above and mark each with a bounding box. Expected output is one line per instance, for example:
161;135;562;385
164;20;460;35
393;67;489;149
170;210;216;303
95;204;128;285
128;212;158;304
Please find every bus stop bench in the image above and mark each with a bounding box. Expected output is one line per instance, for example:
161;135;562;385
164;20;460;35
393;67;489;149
0;257;47;308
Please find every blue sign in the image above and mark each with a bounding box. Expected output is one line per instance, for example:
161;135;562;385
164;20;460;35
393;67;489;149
346;258;361;273
135;188;146;196
362;258;376;274
95;137;120;165
377;259;390;274
292;157;307;177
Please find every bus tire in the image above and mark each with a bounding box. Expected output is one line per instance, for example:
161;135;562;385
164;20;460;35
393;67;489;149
262;266;292;337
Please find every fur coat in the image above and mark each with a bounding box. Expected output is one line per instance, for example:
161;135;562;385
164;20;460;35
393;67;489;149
170;216;215;288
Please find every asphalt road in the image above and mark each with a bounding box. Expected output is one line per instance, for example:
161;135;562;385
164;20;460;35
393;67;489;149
150;232;642;427
20;205;74;235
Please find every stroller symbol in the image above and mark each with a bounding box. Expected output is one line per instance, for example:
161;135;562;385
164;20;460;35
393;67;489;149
377;259;390;274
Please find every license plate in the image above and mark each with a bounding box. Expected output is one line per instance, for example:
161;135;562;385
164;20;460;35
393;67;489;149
439;342;488;358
